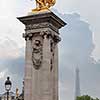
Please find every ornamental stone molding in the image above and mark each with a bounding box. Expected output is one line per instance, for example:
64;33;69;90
25;22;58;33
23;30;61;43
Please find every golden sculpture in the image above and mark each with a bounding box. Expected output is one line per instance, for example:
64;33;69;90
32;0;56;12
16;88;19;98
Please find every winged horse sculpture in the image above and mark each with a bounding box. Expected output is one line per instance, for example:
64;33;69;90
32;0;56;12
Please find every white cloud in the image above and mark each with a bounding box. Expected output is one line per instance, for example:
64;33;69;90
0;37;24;59
0;69;8;79
55;0;100;61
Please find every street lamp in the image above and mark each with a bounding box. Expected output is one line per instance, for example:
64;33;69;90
5;77;12;100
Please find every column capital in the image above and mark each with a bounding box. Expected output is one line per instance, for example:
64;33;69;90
23;33;33;41
23;30;61;43
40;30;61;43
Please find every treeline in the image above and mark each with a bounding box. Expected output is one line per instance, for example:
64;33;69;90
76;95;99;100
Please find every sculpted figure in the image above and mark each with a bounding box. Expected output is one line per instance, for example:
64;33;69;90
32;39;43;69
32;0;56;11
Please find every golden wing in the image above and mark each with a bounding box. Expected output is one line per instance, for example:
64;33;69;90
52;0;56;6
47;0;56;8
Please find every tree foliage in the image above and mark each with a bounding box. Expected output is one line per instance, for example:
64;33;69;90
76;95;99;100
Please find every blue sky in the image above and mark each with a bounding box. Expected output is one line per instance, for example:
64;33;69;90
0;0;100;100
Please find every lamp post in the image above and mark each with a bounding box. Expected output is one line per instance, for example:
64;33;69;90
5;77;12;100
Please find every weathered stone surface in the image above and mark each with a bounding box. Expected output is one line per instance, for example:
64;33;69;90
17;11;66;100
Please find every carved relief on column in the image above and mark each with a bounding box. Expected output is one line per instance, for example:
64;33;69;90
32;36;43;70
40;30;61;72
40;30;61;43
31;30;53;70
25;23;58;33
23;30;61;71
23;32;43;70
26;23;50;30
50;39;55;72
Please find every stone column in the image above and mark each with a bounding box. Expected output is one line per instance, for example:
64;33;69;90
24;36;33;100
17;11;66;100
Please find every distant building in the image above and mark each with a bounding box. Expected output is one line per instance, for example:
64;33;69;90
0;92;15;100
0;90;24;100
0;80;24;100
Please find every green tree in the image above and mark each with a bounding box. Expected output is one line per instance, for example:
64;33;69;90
76;95;99;100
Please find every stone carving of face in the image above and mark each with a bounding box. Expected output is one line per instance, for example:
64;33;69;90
35;40;40;46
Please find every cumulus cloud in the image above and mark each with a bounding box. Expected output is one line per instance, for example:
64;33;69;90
0;37;21;59
0;37;24;93
0;0;25;93
54;0;100;61
54;12;100;100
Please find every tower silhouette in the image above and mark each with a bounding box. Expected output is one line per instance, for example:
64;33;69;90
74;67;80;100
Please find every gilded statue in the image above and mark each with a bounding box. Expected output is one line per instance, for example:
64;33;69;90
16;88;19;98
32;0;56;12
